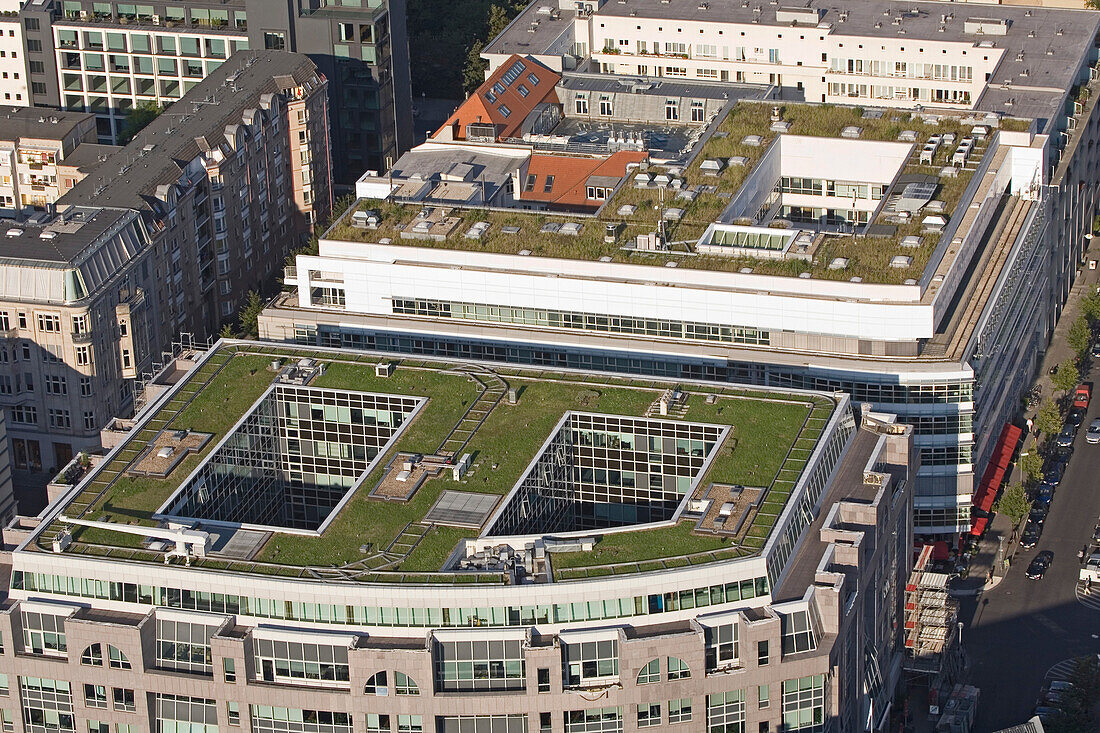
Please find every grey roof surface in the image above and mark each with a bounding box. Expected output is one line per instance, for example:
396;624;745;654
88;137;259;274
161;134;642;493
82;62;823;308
485;4;576;58
61;50;320;212
59;143;121;174
0;206;132;266
773;426;881;603
0;106;94;145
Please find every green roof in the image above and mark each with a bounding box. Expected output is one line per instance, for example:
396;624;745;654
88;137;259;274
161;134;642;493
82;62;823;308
36;342;836;584
325;101;1012;284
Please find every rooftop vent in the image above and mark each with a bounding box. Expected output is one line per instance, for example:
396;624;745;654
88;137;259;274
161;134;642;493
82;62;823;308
776;6;820;25
5;228;21;237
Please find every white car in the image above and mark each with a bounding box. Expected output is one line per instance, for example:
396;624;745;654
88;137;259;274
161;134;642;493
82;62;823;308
1088;418;1100;444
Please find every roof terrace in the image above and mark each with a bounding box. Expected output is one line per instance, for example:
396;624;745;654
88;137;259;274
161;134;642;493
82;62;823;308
30;342;838;585
328;102;1030;285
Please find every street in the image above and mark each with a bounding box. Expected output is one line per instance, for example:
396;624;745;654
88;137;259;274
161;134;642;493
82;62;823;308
962;368;1100;731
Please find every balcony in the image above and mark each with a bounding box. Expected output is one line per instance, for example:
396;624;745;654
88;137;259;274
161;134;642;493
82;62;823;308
71;330;94;344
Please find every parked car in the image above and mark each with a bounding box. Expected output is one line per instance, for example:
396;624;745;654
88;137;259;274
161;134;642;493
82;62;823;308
1069;406;1087;428
1055;424;1078;450
1026;550;1054;580
1092;522;1100;543
1092;341;1100;358
1043;456;1069;484
1021;521;1043;549
1033;483;1055;507
1087;419;1100;444
1029;505;1049;525
1075;383;1092;410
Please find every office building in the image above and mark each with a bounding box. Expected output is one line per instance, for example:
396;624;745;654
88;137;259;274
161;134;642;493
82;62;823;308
4;339;913;733
17;0;411;182
0;50;330;475
260;0;1100;539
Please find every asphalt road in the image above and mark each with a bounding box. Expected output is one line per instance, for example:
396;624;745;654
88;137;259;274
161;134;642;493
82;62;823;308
962;385;1100;731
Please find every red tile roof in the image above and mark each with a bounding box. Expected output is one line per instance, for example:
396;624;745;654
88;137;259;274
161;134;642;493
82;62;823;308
518;151;649;210
434;55;560;142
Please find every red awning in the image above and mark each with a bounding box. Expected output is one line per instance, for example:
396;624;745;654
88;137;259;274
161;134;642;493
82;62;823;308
931;541;951;560
972;423;1023;513
970;516;989;536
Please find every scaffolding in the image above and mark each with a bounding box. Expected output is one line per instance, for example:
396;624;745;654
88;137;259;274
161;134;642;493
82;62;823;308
903;545;959;676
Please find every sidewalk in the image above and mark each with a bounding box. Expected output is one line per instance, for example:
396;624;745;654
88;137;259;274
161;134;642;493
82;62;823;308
955;246;1100;594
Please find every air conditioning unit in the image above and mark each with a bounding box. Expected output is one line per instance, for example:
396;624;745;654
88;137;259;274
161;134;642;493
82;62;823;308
151;14;160;24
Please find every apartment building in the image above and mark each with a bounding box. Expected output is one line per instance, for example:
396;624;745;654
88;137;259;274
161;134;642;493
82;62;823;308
16;0;411;182
2;340;914;733
0;105;96;213
0;0;27;105
0;50;330;476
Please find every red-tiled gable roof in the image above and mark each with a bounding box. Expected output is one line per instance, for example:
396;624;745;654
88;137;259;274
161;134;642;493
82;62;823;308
518;150;649;210
434;55;560;142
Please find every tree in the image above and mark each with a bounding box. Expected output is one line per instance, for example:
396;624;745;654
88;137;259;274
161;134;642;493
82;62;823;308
118;101;163;145
1035;399;1063;437
283;194;355;273
487;4;511;38
462;40;489;96
1048;656;1100;733
237;290;265;339
218;323;236;339
1082;292;1100;326
993;483;1029;526
1053;358;1083;396
1086;0;1100;12
1069;315;1093;358
1018;450;1043;486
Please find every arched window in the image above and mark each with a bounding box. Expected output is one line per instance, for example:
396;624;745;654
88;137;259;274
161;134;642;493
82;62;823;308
394;672;419;696
364;671;388;696
636;658;660;685
107;645;132;670
80;643;103;666
667;656;690;680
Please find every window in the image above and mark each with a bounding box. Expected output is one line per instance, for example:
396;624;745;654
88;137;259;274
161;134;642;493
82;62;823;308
667;657;690;680
112;689;135;713
157;617;219;675
497;104;511;118
84;412;97;431
80;378;93;397
637;704;660;728
17;312;25;329
758;685;770;710
0;675;7;695
264;32;286;50
517;84;529;97
564;707;621;733
154;694;216;733
45;376;67;396
563;639;618;687
598;96;612;116
48;409;71;429
780;610;817;655
705;623;739;671
543;175;555;193
364;671;388;695
20;678;73;733
83;685;107;709
36;313;60;332
707;690;745;733
669;699;692;724
254;637;350;686
538;667;551;692
757;640;769;666
575;95;588;114
781;675;824;731
665;100;679;121
637;659;660;685
75;346;90;366
434;637;525;691
691;102;705;122
397;715;422;733
26;39;41;53
523;174;536;192
9;406;36;425
89;723;109;733
223;658;236;682
21;610;66;656
25;17;39;30
365;716;389;733
394;672;419;696
81;643;103;666
226;702;239;727
1;710;10;733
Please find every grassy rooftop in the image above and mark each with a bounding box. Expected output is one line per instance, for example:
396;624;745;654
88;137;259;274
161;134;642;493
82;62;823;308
39;343;834;583
324;101;1001;284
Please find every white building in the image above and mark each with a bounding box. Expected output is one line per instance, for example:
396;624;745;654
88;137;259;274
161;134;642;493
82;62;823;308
0;0;28;106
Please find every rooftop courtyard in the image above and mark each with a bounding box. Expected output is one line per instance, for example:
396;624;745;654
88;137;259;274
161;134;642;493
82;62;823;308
34;342;838;584
326;102;1030;285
